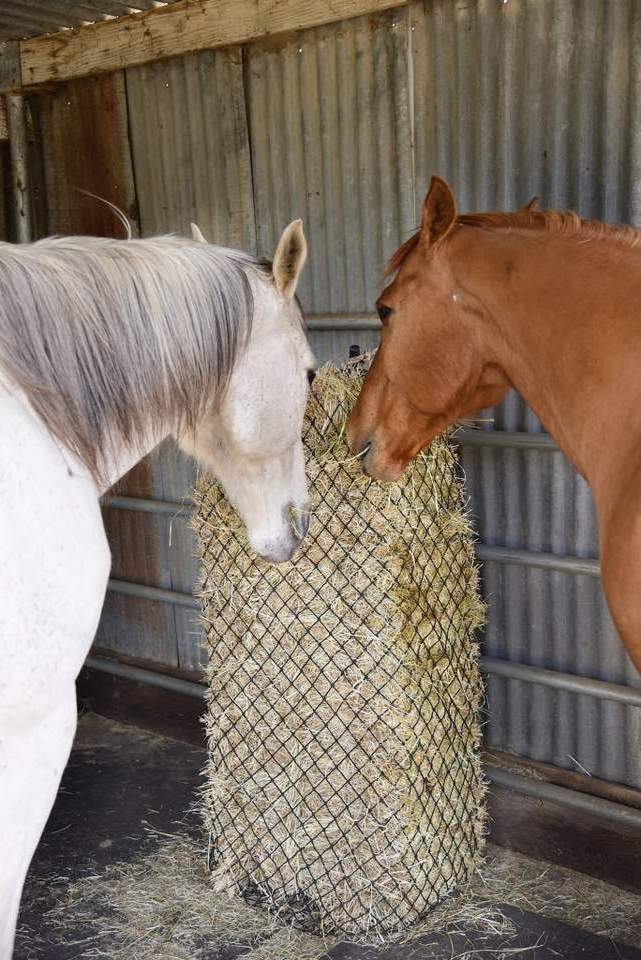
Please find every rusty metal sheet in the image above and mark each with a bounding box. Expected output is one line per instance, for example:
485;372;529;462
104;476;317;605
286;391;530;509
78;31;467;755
32;70;178;663
36;70;138;236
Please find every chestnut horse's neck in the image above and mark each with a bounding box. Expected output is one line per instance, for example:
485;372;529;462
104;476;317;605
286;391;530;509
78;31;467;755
450;220;641;670
452;223;641;509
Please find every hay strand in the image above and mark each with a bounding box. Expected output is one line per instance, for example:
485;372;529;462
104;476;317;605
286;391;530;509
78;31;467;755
30;828;641;960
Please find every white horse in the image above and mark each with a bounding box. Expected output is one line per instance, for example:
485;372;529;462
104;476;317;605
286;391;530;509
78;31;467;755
0;219;313;957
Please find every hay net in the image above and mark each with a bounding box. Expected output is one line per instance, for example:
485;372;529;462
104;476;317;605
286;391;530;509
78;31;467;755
193;358;486;941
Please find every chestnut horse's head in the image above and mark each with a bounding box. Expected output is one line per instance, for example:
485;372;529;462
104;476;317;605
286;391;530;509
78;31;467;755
347;176;511;481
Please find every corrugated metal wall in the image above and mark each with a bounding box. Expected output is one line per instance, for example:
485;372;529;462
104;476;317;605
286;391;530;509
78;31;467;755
245;12;415;314
33;0;641;788
409;0;641;788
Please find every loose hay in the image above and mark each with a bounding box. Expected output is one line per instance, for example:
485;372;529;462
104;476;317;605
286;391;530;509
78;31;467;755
193;360;487;938
30;827;641;960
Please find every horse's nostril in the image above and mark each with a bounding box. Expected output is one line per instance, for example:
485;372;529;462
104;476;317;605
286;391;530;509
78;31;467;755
288;504;310;541
298;510;310;539
354;440;372;475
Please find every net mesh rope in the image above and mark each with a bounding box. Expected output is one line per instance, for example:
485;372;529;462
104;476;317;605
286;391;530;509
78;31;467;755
194;360;486;938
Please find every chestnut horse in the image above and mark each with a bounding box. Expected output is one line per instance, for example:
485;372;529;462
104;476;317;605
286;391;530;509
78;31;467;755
348;175;641;673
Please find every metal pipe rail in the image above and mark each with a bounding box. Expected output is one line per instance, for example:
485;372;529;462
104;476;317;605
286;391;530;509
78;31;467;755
107;495;192;516
307;313;380;331
477;545;600;578
106;498;600;577
82;656;641;829
482;656;641;709
456;429;558;451
486;766;641;830
103;427;635;716
108;578;199;609
104;577;641;708
85;654;205;698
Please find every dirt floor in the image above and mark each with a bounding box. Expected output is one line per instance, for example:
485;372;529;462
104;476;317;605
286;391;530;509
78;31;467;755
15;712;641;960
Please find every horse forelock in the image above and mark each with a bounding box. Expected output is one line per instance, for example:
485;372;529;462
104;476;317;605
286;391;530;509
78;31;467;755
385;231;422;277
0;235;264;485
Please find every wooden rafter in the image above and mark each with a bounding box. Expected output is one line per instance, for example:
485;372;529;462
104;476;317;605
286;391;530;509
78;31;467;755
9;0;410;90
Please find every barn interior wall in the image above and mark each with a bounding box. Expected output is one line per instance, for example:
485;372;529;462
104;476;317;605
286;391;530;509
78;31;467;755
28;0;641;789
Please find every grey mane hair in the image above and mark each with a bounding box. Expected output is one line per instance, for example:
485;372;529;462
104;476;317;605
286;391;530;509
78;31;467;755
0;234;267;485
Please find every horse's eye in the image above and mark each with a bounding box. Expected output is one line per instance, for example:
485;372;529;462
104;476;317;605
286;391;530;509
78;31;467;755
377;303;393;321
307;369;316;386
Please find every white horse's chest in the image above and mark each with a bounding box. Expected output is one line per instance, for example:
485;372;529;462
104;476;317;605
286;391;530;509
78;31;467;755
0;393;110;723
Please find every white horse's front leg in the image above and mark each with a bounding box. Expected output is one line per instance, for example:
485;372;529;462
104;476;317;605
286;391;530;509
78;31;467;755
0;395;111;959
0;688;78;958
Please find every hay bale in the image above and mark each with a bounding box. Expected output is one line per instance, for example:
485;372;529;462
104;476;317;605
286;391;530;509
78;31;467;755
193;361;486;939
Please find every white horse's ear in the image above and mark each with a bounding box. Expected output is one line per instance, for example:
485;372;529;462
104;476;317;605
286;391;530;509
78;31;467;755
273;219;307;299
190;222;207;243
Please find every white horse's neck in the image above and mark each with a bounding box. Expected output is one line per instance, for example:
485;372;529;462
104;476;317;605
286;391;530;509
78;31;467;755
0;374;163;497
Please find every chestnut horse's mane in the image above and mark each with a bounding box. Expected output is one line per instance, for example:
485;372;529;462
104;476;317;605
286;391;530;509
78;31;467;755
386;209;641;276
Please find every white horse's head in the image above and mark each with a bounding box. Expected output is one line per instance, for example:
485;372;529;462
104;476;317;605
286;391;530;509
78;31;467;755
180;221;315;563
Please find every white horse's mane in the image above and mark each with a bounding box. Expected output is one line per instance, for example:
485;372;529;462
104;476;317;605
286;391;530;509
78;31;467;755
0;234;267;484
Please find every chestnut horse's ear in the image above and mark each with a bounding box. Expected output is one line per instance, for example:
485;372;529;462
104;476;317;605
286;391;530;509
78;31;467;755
422;176;457;245
273;219;307;300
520;196;540;212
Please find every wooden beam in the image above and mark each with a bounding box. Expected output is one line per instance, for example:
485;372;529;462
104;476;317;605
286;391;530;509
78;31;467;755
0;40;21;93
20;0;410;88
